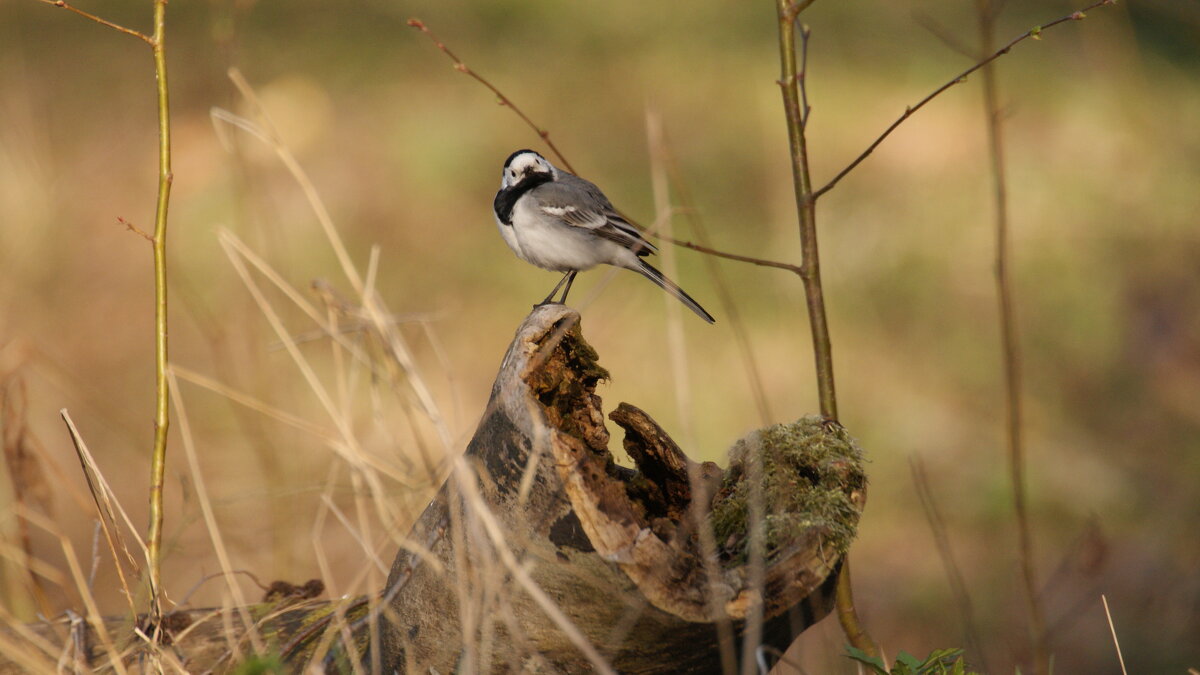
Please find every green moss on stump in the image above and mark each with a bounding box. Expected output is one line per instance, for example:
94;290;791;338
708;416;867;565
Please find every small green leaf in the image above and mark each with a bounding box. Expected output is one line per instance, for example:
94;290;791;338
896;651;923;669
845;646;890;674
924;648;964;666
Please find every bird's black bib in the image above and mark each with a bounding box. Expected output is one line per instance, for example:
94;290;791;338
494;173;554;226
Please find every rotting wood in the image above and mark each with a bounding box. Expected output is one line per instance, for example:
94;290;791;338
379;304;866;673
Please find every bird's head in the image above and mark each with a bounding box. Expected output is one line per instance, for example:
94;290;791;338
500;149;556;189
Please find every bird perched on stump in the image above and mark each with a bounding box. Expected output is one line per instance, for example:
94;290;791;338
492;149;715;324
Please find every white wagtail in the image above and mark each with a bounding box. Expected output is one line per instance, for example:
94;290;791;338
492;149;715;323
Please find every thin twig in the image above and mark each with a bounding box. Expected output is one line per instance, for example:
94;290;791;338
974;1;1046;672
118;216;154;243
34;0;154;44
407;18;577;175
665;238;802;274
813;0;1115;200
1101;595;1128;675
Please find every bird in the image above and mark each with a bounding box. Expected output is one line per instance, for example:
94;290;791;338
492;149;715;324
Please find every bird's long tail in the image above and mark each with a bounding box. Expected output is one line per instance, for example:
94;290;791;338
633;260;716;324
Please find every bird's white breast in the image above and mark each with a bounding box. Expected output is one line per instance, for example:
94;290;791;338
500;196;627;272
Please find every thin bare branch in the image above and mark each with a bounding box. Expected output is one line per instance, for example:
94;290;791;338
813;0;1115;200
665;237;802;274
118;216;154;243
974;0;1047;670
34;0;154;45
407;18;577;175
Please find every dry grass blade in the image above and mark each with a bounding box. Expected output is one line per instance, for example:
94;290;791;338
645;109;695;448
320;493;390;577
22;509;131;675
305;470;367;675
646;109;737;675
449;458;618;675
217;229;413;509
0;538;69;591
170;364;337;445
0;375;54;616
167;370;266;654
216;71;454;451
59;409;142;613
219;69;364;297
0;624;58;674
0;600;63;668
653;124;775;427
910;458;989;671
1101;595;1128;675
211;98;453;452
214;232;393;390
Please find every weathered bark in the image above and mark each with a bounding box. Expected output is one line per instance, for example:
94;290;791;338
379;305;866;673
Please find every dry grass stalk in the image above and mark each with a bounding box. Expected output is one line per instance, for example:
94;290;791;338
0;375;54;617
60;410;142;614
168;370;266;654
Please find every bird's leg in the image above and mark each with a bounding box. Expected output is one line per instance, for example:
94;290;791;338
557;271;578;304
538;271;574;306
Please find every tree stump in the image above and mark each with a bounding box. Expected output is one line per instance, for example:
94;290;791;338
379;305;867;673
0;306;866;673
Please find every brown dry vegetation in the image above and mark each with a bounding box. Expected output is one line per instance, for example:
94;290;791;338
1;0;1198;672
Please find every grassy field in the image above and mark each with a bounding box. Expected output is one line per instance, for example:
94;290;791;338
1;0;1197;671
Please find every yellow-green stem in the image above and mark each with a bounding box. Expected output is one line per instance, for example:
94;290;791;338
774;0;875;657
146;0;172;617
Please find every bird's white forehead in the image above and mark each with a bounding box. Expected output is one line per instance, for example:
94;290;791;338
508;152;550;173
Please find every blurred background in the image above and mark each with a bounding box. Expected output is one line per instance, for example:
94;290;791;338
1;0;1197;671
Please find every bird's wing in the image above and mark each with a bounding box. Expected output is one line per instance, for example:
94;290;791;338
531;178;657;256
